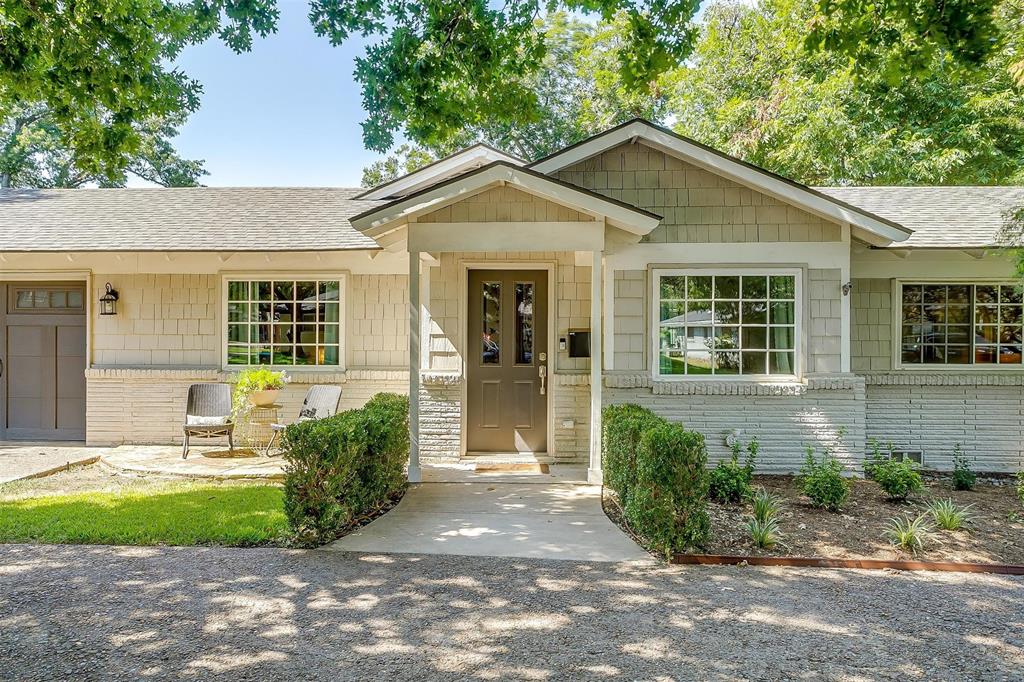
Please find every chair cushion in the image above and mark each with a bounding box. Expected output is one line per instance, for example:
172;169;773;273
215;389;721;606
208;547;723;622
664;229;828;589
186;415;230;426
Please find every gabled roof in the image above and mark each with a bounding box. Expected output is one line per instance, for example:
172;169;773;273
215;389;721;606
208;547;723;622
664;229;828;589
0;187;382;252
350;161;663;237
529;118;912;246
355;143;525;201
817;186;1024;249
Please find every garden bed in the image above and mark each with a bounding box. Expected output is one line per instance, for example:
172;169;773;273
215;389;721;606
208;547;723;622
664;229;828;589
703;475;1023;565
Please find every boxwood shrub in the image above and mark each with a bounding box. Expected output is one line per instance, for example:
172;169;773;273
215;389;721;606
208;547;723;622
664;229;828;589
603;404;710;557
282;392;409;546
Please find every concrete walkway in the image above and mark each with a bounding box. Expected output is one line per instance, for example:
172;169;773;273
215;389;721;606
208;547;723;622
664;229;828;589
0;443;102;484
328;471;650;562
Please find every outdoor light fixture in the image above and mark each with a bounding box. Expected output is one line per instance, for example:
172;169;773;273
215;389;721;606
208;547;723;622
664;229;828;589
99;282;119;315
842;281;853;297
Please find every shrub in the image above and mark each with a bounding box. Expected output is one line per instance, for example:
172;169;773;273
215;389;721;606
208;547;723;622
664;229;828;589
746;516;783;549
751;487;782;524
799;447;849;511
884;514;932;553
951;444;976;491
1016;471;1024;506
872;457;923;502
282;392;409;546
926;498;974;531
708;437;759;504
605;407;710;558
603;404;664;505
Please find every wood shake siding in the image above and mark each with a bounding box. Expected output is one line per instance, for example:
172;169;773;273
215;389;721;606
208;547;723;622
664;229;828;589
417;186;592;223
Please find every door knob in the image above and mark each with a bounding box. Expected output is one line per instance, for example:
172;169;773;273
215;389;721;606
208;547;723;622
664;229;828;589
539;364;546;395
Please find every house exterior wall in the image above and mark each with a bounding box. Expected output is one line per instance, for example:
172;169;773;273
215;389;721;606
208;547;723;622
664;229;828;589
417;185;592;223
849;252;1024;471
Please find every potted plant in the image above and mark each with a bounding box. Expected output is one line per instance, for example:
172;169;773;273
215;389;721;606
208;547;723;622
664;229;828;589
232;367;289;416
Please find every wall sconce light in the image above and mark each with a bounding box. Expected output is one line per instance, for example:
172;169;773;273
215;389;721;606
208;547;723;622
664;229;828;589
99;282;119;315
841;281;853;297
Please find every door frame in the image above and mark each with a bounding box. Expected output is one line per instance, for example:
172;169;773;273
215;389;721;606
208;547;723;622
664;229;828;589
0;272;91;442
459;260;556;458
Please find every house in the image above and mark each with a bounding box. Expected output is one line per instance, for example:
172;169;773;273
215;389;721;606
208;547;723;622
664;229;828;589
2;119;1023;480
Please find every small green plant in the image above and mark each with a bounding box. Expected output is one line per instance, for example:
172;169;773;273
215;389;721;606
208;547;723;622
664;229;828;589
1016;470;1024;507
926;498;974;531
231;366;289;417
751;487;782;524
951;444;976;491
746;516;783;549
884;514;932;553
872;457;923;502
799;446;849;511
708;436;758;504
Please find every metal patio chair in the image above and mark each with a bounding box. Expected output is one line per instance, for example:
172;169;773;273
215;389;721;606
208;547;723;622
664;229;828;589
182;383;234;458
264;384;343;455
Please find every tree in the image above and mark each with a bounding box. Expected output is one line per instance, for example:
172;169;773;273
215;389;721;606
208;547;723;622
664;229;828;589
0;103;204;188
0;0;277;184
667;0;1024;186
360;12;668;187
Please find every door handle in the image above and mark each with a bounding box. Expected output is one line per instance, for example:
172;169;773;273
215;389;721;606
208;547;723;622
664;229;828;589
0;357;4;379
539;364;546;395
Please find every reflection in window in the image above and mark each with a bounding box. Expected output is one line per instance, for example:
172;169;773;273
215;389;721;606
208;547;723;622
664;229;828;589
482;282;501;364
901;283;1023;365
13;288;84;310
226;279;341;366
657;273;797;377
515;282;534;364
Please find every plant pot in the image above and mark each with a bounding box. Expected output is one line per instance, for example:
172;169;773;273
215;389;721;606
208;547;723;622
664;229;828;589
249;389;280;407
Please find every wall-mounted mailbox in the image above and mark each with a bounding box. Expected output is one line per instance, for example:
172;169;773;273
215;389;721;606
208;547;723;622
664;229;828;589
568;329;591;358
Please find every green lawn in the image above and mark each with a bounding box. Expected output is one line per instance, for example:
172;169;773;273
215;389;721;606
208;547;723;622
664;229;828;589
0;481;287;547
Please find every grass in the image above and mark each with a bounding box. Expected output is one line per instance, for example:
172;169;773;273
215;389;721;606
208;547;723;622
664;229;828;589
927;498;974;531
0;481;287;547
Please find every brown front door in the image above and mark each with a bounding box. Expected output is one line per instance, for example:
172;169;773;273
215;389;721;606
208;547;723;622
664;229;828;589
467;269;548;453
0;283;87;441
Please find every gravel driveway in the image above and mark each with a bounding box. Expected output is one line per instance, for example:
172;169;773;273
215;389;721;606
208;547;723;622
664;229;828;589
1;544;1021;681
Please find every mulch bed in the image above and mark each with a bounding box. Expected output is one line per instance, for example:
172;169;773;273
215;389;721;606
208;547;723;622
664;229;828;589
705;475;1024;565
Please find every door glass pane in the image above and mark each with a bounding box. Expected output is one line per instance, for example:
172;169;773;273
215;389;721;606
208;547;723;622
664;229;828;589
514;282;534;364
67;290;83;308
482;282;501;364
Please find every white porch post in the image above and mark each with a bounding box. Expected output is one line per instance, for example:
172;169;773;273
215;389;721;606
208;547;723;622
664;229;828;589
408;249;422;483
589;249;604;484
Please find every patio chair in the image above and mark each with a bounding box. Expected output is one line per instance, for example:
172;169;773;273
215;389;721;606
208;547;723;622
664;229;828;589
182;383;234;459
264;384;343;455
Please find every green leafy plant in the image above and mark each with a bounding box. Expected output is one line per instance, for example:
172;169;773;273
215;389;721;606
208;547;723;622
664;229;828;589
708;436;759;504
1017;471;1024;507
871;457;924;502
603;404;711;557
231;366;289;417
751;487;782;525
926;498;974;531
951;444;977;491
282;392;409;547
746;516;783;549
884;514;932;553
799;446;850;511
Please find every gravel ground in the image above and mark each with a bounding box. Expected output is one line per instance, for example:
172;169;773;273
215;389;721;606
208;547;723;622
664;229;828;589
1;545;1021;681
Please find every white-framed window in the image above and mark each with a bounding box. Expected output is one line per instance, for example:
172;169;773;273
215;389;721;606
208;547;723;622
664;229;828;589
897;281;1024;368
652;268;801;379
223;276;345;368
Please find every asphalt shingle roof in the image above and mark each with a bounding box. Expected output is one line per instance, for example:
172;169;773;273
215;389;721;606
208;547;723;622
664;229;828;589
0;187;383;251
817;186;1024;248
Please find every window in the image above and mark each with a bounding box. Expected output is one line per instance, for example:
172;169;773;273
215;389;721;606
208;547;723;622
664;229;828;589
11;286;84;312
225;278;342;367
899;282;1024;367
653;269;799;378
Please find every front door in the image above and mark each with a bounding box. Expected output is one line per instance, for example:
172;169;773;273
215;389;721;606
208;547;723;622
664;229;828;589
466;269;548;453
0;283;87;441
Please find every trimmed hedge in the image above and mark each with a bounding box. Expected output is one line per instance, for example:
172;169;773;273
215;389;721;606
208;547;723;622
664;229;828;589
603;404;710;557
282;392;409;546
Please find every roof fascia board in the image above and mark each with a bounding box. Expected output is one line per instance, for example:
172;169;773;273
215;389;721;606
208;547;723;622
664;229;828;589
352;164;661;237
531;120;910;244
356;144;525;201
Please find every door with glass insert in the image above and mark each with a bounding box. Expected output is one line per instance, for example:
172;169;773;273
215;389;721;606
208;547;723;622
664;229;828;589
466;270;548;453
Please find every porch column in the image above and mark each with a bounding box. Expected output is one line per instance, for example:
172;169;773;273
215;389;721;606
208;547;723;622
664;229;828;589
589;249;603;484
408;249;422;483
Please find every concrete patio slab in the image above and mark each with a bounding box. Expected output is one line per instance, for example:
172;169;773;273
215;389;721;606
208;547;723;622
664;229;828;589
0;443;102;484
327;481;651;562
99;445;285;479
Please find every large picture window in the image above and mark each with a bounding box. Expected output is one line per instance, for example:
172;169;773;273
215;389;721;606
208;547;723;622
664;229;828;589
225;278;342;367
654;269;800;378
899;282;1023;366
